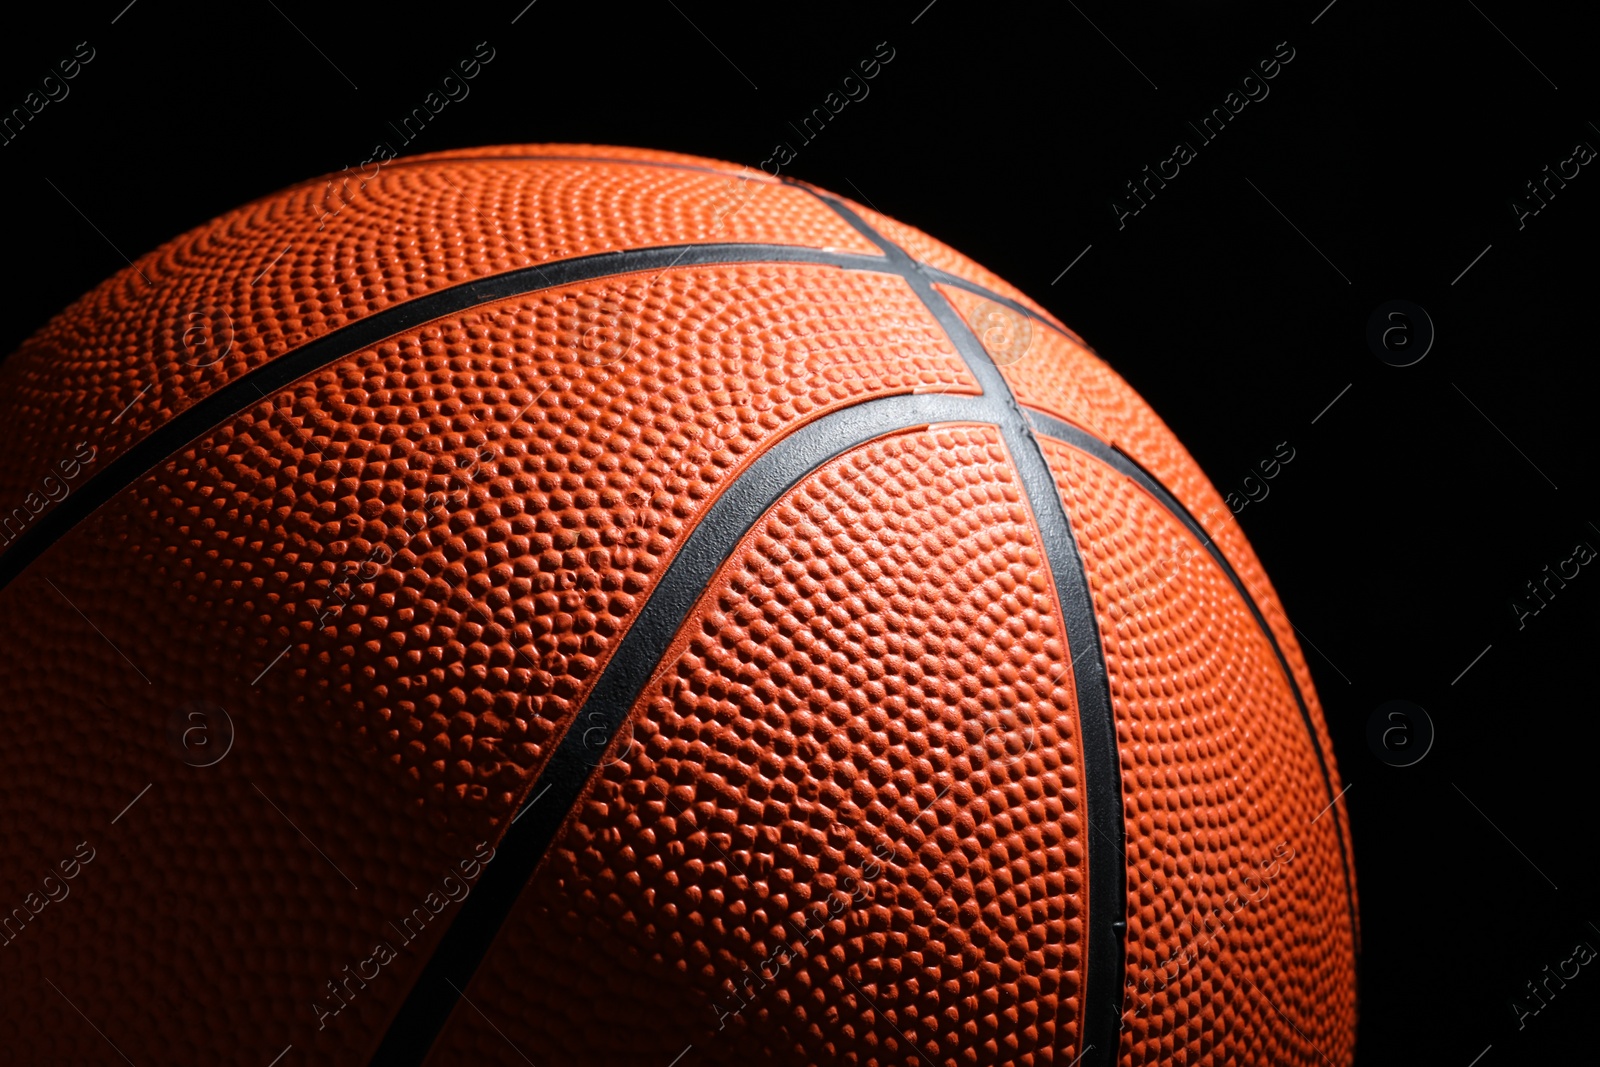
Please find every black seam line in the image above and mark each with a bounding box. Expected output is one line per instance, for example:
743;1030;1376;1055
366;390;1000;1066
299;149;1082;347
0;243;1086;597
1023;405;1360;962
377;198;1129;1064
298;152;775;187
805;193;1127;1067
913;266;1076;339
0;242;903;594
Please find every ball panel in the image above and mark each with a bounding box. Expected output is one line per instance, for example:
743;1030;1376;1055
0;157;881;538
841;202;1071;336
398;142;764;176
0;550;451;1064
0;263;974;1063
1038;439;1356;1067
428;426;1091;1067
0;144;1358;1066
153;261;974;836
943;281;1356;934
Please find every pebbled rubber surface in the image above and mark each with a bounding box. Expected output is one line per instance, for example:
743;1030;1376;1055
845;202;1071;336
425;426;1091;1067
942;281;1357;940
1037;440;1357;1066
0;147;1354;1067
0;259;974;1064
398;143;767;174
0;148;878;538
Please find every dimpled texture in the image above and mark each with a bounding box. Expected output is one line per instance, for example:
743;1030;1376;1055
428;426;1090;1067
0;149;879;535
0;145;1357;1066
1040;440;1356;1067
0;262;973;1064
405;142;761;174
0;572;441;1067
844;202;1070;334
943;282;1356;919
158;263;973;839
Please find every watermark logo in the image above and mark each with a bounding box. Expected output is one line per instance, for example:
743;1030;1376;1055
0;441;98;548
968;299;1033;368
180;308;235;367
1367;300;1434;367
1119;840;1295;1027
757;41;896;180
571;280;651;370
167;700;234;767
1111;40;1296;229
1367;699;1433;767
1223;440;1296;515
1509;138;1595;230
1511;538;1595;630
0;41;96;150
0;841;96;949
1512;937;1595;1030
312;841;495;1030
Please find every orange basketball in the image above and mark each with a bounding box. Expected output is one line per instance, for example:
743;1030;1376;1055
0;146;1356;1066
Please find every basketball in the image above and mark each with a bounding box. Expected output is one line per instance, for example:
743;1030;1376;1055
0;146;1356;1065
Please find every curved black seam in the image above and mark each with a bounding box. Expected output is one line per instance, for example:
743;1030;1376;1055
803;193;1128;1067
915;265;1079;341
367;390;1003;1064
380;195;1131;1064
296;149;1084;346
0;242;903;592
0;191;1127;1059
1023;406;1361;961
293;152;776;188
0;243;1077;595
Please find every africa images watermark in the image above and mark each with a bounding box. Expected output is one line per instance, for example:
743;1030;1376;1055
262;31;898;685
1508;135;1595;231
1118;840;1296;1029
1222;440;1296;516
1511;934;1596;1031
1111;40;1297;230
703;698;1043;1033
767;41;895;177
708;836;900;1031
706;40;897;232
0;841;97;949
1509;534;1595;631
312;40;498;232
311;840;496;1030
0;40;97;149
0;441;97;548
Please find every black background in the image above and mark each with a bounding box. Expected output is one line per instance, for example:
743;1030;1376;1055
2;1;1595;1062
